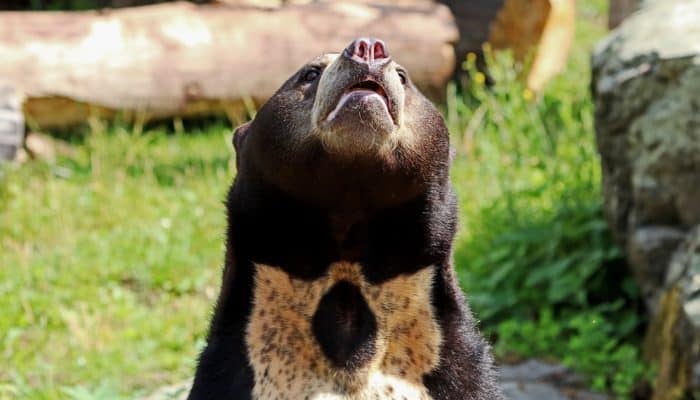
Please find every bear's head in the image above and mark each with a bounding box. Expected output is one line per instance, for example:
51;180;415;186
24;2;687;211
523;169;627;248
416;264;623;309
233;38;450;210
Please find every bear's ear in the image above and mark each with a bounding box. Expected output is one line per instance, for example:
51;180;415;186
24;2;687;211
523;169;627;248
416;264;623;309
233;121;252;153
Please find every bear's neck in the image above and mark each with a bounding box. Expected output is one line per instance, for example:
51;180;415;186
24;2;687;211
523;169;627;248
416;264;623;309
208;174;457;339
225;173;455;284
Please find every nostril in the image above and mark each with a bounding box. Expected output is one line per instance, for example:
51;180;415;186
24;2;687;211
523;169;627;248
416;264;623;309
354;38;370;61
372;40;388;60
345;38;389;65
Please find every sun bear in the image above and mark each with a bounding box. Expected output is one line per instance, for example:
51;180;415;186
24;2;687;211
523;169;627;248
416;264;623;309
188;38;503;400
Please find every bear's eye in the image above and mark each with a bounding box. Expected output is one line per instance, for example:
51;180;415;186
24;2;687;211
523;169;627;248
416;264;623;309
397;69;407;85
302;68;321;83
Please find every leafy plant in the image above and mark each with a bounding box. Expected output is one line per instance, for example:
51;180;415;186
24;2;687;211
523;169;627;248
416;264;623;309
495;308;649;397
447;45;649;397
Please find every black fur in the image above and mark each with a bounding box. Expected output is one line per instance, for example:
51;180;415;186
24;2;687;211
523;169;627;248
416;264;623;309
312;281;377;370
188;48;503;399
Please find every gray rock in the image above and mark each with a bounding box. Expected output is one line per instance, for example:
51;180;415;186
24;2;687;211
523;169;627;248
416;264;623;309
674;228;700;328
502;382;570;400
593;0;700;242
657;228;700;395
500;360;609;400
592;0;700;396
500;359;568;382
628;226;686;311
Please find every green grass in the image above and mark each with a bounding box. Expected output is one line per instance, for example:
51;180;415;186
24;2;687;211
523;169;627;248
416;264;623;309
1;121;234;399
1;1;649;398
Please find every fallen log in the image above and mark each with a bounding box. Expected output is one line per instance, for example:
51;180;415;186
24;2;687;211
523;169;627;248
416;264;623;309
0;1;457;129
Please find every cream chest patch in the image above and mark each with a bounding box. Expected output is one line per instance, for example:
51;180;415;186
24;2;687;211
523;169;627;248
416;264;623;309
245;262;442;400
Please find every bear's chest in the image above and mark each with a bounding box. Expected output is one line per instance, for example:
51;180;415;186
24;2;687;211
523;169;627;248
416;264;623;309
245;262;442;400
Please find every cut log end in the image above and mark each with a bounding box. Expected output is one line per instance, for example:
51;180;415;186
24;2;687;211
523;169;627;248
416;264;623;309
0;83;25;161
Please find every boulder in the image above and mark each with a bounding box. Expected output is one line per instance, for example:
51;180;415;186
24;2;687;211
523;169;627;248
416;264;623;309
593;0;700;250
628;226;686;312
592;0;700;397
643;229;700;399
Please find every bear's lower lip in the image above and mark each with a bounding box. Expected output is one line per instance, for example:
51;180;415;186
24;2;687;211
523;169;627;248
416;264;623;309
326;89;390;122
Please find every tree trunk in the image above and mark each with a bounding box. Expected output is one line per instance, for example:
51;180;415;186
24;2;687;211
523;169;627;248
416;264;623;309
437;0;505;63
488;0;575;92
609;0;642;29
441;0;575;92
0;1;457;128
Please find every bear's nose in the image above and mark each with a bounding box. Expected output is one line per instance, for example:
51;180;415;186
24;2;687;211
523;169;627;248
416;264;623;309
344;38;390;65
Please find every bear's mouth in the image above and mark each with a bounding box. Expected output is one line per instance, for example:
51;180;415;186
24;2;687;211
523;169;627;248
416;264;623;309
326;79;394;124
348;80;389;106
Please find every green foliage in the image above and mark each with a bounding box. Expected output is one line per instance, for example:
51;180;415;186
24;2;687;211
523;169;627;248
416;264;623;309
495;308;649;397
0;120;233;399
446;26;648;398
